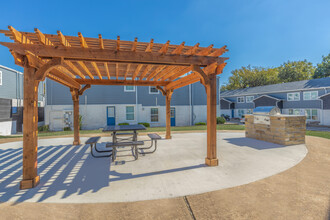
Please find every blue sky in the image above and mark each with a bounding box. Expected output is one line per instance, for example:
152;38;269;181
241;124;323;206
0;0;329;85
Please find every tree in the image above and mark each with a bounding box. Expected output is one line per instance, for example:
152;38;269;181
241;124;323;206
220;65;279;91
313;53;330;79
277;60;315;83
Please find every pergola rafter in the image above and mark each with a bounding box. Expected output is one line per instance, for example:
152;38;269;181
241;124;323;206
0;26;228;190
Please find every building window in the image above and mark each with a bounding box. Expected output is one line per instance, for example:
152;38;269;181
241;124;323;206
288;109;300;115
246;96;254;103
124;86;135;92
246;109;253;114
149;86;159;94
287;92;300;101
306;109;318;120
0;71;2;85
150;108;159;122
238;109;245;118
126;106;135;120
303;91;318;100
237;97;245;103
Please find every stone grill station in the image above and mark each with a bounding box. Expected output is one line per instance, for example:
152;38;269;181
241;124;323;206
245;106;306;145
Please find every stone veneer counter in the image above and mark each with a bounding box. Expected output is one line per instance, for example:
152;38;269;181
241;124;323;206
245;114;306;145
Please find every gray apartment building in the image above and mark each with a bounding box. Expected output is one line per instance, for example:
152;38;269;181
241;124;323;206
220;77;330;126
0;65;45;135
45;77;221;131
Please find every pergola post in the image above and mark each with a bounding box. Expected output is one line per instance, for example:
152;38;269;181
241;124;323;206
71;89;80;145
165;90;173;139
0;27;228;188
20;64;40;189
205;74;218;166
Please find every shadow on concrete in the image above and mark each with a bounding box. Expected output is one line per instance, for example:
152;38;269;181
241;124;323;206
223;137;288;150
0;142;204;203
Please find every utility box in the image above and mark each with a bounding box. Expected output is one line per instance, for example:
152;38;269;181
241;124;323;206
245;106;306;145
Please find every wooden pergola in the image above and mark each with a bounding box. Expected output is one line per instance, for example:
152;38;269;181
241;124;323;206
0;26;228;189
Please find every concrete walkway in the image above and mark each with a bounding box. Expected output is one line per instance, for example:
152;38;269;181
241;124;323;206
0;132;307;204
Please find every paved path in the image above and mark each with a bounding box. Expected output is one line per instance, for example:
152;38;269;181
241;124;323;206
0;133;306;203
0;133;329;219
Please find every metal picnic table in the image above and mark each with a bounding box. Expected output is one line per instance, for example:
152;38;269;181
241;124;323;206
103;124;147;159
103;124;146;142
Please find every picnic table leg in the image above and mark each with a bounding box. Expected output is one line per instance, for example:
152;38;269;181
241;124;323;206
112;131;117;143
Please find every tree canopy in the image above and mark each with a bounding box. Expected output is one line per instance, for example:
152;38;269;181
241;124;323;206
220;66;279;91
277;60;315;83
221;56;329;91
313;53;330;79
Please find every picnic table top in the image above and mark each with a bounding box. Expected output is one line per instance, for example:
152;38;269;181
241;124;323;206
103;124;146;132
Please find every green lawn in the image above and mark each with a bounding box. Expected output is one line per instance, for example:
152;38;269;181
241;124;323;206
305;130;330;140
1;124;329;140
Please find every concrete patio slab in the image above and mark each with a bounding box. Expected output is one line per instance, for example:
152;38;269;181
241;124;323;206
0;132;307;203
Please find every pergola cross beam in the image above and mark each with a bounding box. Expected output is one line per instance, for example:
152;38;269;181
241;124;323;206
0;26;229;190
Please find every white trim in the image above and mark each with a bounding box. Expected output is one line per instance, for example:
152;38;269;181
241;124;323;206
149;86;159;94
305;108;319;121
303;90;318;100
0;65;23;75
246;95;254;103
318;92;330;98
0;71;2;86
220;98;232;103
150;107;159;122
287;92;300;101
125;105;135;121
124;85;135;92
253;94;281;101
237;97;245;103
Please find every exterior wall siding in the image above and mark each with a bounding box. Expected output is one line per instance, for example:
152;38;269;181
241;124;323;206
0;66;23;100
46;79;211;106
45;104;201;130
254;96;279;108
320;94;330;109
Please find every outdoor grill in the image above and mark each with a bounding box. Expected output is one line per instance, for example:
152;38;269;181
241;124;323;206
252;106;281;125
246;105;306;145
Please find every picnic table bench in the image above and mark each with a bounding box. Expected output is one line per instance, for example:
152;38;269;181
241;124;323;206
86;136;116;161
139;133;162;154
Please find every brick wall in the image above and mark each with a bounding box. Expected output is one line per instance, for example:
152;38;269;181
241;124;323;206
245;114;306;145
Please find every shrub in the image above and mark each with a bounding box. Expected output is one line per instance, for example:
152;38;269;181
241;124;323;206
38;125;49;132
195;122;206;125
217;117;226;124
138;122;150;127
63;126;72;131
118;122;129;125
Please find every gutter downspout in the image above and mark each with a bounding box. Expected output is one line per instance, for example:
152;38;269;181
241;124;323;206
191;84;194;125
136;86;138;123
189;84;192;126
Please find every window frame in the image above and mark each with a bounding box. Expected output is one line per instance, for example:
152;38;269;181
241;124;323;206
124;86;135;92
246;96;254;103
237;97;245;103
125;106;135;121
289;109;300;115
149;86;159;94
303;91;318;100
0;71;2;85
305;109;318;120
237;109;245;118
150;107;159;122
287;92;300;101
